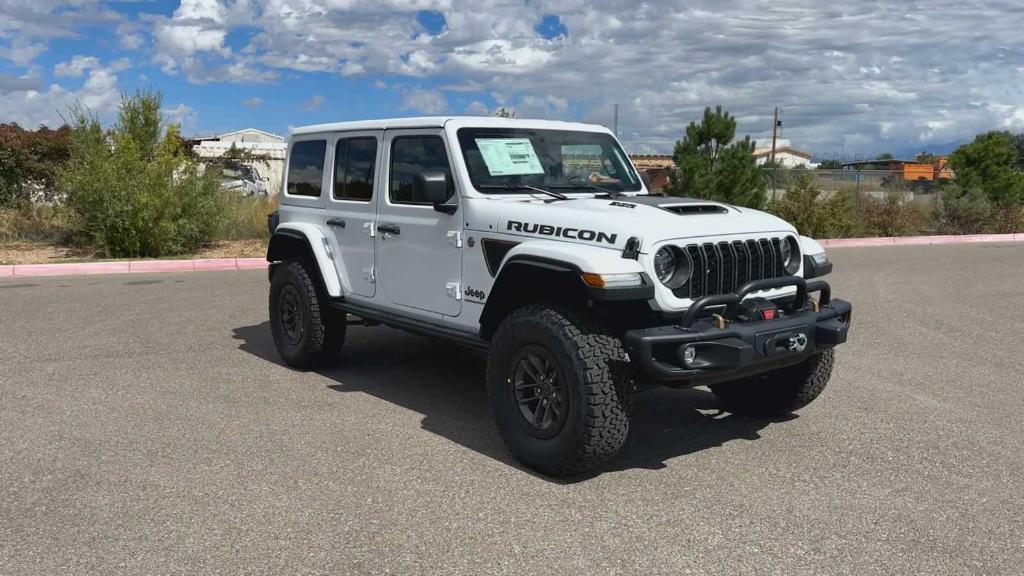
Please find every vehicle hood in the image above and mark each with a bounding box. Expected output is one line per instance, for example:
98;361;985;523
467;195;796;253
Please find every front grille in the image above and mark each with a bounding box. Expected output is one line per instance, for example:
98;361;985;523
673;237;786;299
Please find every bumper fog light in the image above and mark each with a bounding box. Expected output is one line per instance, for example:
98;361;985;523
682;345;697;367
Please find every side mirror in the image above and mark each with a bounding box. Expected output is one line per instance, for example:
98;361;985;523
414;171;457;214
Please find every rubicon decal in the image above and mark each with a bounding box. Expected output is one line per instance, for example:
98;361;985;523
507;220;618;245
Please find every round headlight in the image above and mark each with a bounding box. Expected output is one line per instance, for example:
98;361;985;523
653;246;676;284
782;236;800;275
654;246;692;289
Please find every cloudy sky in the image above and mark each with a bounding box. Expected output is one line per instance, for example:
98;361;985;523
1;0;1023;158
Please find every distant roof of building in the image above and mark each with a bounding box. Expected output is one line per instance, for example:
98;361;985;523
752;146;812;159
841;159;914;168
629;154;674;168
194;128;284;141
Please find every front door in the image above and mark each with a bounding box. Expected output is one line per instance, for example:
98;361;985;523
377;130;463;316
326;130;382;298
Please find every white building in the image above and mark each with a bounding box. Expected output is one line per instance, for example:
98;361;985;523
192;129;287;195
753;145;815;168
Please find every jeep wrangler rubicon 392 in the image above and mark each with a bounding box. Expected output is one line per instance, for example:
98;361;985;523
266;117;852;477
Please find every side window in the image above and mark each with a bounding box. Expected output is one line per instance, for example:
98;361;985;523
333;137;377;202
287;139;327;197
390;136;453;204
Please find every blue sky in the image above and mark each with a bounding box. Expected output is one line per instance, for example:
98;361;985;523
2;1;1024;159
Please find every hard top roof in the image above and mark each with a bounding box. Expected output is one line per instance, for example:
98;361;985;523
289;116;614;137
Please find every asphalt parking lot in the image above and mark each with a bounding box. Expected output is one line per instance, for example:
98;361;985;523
2;243;1023;575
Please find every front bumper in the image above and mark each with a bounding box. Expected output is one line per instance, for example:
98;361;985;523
623;277;852;385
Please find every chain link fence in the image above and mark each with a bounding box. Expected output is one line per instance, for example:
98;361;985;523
764;168;948;202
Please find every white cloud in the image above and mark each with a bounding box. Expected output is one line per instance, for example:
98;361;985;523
465;100;490;115
6;0;1024;155
164;103;199;133
54;55;100;78
401;88;447;114
0;65;121;128
0;74;42;92
299;95;324;111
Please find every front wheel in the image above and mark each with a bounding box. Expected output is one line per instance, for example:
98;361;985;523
269;260;346;369
711;349;835;416
487;305;630;477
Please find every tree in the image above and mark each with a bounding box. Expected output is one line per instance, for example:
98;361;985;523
494;107;517;118
948;131;1024;207
667;106;767;208
875;152;895;161
0;123;71;205
817;159;842;169
766;173;856;238
61;90;223;257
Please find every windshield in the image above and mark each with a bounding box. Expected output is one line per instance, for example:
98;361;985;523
221;164;257;181
456;128;642;194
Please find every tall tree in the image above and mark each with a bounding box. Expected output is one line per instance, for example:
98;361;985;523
668;106;767;208
949;131;1024;206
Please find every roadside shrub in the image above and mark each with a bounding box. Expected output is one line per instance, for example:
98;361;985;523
0;203;74;243
0;123;71;206
766;174;857;238
214;195;278;240
992;205;1024;233
61;91;223;258
932;189;994;235
857;192;930;237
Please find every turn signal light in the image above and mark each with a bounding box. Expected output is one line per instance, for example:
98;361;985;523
581;272;643;288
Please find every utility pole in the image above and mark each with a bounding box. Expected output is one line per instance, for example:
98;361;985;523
613;104;619;136
770;106;781;200
770;106;780;165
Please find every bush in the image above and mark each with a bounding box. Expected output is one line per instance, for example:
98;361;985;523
766;174;857;238
61;91;223;258
0;203;74;243
0;123;71;206
857;192;930;237
932;189;994;235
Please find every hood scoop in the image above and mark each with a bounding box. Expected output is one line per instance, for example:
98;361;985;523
659;203;729;215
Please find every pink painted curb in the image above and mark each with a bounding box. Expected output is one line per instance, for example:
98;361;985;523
822;233;1021;248
6;257;268;278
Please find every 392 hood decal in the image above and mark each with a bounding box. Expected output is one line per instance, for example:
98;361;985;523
506;220;617;245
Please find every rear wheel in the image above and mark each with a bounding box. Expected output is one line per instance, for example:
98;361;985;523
487;305;630;477
711;349;834;416
269;260;345;369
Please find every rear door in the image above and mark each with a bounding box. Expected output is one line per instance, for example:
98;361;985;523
325;131;382;298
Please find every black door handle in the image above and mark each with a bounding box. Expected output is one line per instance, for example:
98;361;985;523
377;223;401;235
326;218;346;228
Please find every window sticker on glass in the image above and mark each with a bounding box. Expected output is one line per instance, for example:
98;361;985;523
475;138;545;176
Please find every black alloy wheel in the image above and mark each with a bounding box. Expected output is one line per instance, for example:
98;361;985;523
510;345;568;438
278;284;305;345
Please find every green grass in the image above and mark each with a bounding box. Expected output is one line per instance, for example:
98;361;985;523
213;195;278;241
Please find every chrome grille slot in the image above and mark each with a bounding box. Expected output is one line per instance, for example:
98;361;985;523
672;237;787;299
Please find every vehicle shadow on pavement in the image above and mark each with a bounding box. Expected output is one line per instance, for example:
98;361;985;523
233;322;784;481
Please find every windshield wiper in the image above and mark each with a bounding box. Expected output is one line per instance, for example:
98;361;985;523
477;184;569;200
549;175;627;198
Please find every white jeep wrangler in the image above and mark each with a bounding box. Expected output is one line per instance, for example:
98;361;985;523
266;116;852;476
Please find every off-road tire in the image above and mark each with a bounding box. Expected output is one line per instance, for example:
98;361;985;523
487;305;631;477
711;349;835;416
269;260;346;369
